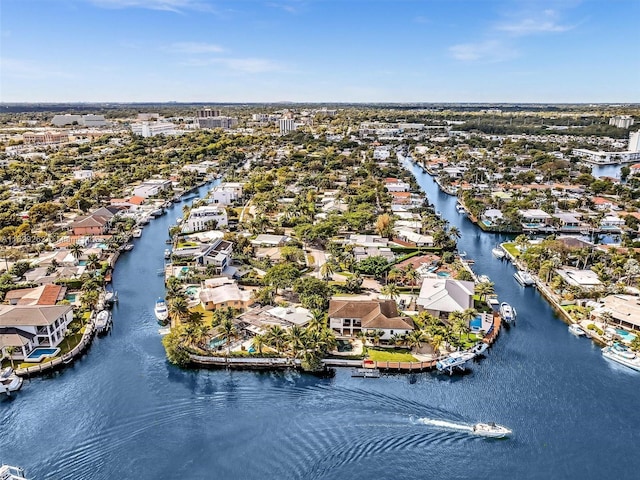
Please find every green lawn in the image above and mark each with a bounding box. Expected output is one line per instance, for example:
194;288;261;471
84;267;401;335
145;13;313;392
367;348;417;362
502;243;519;258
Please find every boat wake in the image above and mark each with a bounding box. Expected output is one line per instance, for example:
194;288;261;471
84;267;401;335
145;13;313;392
414;417;474;432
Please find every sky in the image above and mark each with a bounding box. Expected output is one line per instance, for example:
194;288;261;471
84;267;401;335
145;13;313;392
0;0;638;103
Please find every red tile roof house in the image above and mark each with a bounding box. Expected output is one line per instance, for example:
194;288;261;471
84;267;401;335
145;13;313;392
328;299;414;341
70;214;110;236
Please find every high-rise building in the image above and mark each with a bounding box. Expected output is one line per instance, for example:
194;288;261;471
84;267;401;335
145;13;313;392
629;131;640;152
609;115;635;129
197;108;221;118
279;118;297;134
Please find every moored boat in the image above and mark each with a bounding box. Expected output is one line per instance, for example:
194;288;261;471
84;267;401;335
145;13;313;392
602;343;640;371
569;324;586;336
132;228;142;238
154;298;169;324
499;302;516;323
0;367;23;395
164;249;171;259
436;351;476;374
491;246;506;259
472;422;512;438
0;464;27;480
95;309;112;334
469;342;489;356
478;274;491;284
514;270;535;287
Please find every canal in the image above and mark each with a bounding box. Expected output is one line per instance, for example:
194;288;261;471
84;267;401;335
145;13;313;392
1;171;639;479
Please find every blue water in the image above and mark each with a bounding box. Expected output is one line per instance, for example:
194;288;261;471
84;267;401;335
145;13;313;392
2;168;640;479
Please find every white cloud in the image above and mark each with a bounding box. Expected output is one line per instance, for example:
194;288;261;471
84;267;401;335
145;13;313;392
167;42;225;54
449;40;517;63
0;58;75;79
181;57;283;73
496;9;573;36
88;0;216;13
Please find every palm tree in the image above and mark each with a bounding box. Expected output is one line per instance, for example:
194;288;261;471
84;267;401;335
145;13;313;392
80;290;99;311
251;334;266;354
5;346;16;368
86;253;101;272
169;297;189;325
266;325;287;354
218;317;237;358
320;260;336;281
450;313;467;342
404;265;420;293
475;281;495;301
69;243;83;263
381;283;400;303
370;329;383;346
406;329;426;351
186;310;205;325
307;309;327;332
449;226;461;240
461;308;478;335
430;334;444;355
287;325;306;357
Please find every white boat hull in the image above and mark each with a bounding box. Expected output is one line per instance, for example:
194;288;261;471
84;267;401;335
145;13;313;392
602;347;640;371
472;423;512;438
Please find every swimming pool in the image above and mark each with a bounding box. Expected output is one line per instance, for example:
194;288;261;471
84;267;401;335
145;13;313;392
470;317;483;330
616;329;637;343
65;294;77;302
482;220;492;227
185;286;199;296
436;272;450;278
209;338;225;349
25;347;60;363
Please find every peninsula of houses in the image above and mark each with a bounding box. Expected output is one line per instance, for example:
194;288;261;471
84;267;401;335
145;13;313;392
1;104;639;387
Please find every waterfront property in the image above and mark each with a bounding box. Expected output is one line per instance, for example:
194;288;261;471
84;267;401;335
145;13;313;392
0;305;74;360
328;299;414;340
416;278;475;319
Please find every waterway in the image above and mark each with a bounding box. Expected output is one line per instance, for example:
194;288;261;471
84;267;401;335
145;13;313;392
2;172;640;480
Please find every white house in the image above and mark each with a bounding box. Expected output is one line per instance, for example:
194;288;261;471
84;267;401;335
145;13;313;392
73;170;94;180
384;178;411;192
183;205;228;232
133;179;172;198
416;278;475;319
0;305;74;359
328;299;414;340
208;182;244;205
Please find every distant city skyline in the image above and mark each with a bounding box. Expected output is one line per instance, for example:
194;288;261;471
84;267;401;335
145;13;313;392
1;0;638;103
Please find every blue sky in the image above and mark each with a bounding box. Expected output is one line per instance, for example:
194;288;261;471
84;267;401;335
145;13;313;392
1;0;638;103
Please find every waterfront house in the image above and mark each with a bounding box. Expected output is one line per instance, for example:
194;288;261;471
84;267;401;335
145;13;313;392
328;299;414;340
416;278;474;319
183;205;228;233
556;269;602;290
172;238;233;273
552;213;582;233
519;209;552;230
393;229;434;247
0;305;74;359
592;295;640;330
4;284;67;306
70;214;109;236
132;179;172;198
600;215;625;231
199;283;252;311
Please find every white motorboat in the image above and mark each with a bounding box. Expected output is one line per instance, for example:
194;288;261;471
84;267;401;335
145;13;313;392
0;464;27;480
0;367;23;395
478;274;491;284
164;249;171;259
472;422;512;438
95;309;112;334
514;270;535;287
602;343;640;371
499;302;516;323
491;246;506;259
436;351;476;374
569;324;586;336
469;342;489;356
154;298;169;323
104;290;117;304
132;228;142;238
456;204;466;214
